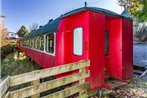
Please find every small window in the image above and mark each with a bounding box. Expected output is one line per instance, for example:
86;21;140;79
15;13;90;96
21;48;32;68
46;33;54;54
34;37;36;48
37;37;40;50
24;41;26;46
29;39;30;47
73;27;83;56
22;41;24;46
31;38;34;48
32;38;33;48
105;31;109;55
26;40;28;47
34;37;37;49
39;36;44;51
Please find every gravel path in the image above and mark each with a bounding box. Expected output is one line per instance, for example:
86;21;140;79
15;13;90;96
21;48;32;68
133;44;147;67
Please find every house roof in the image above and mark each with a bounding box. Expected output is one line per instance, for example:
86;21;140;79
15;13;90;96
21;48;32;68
22;7;132;41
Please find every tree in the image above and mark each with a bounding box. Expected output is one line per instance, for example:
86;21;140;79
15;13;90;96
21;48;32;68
16;25;29;37
134;0;147;22
29;23;38;32
118;0;147;22
0;15;7;19
134;22;147;42
0;24;8;46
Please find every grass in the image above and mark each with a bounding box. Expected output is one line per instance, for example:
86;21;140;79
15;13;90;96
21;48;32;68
1;51;64;97
1;51;41;79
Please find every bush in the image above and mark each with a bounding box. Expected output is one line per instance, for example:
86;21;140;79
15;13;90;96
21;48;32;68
1;44;15;59
134;22;147;42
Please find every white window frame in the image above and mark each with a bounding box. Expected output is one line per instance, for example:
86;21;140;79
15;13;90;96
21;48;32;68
73;27;83;56
22;33;56;56
44;33;56;56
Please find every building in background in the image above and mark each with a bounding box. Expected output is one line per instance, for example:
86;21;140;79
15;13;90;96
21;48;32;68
7;32;18;39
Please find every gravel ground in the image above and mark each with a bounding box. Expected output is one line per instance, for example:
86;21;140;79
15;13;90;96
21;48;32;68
92;75;147;98
110;75;147;98
133;44;147;67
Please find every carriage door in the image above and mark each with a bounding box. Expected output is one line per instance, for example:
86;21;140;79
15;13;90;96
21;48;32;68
73;27;84;62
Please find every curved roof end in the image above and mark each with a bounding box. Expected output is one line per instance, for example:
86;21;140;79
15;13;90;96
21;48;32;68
121;9;132;18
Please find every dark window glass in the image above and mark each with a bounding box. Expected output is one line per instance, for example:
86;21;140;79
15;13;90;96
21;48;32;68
46;33;54;54
105;31;109;55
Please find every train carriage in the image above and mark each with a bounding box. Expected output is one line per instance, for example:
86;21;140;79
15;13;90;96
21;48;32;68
18;7;133;91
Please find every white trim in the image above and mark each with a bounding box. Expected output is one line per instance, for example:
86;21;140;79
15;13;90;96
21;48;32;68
44;35;46;52
21;33;56;56
73;27;83;56
21;45;55;56
44;33;56;56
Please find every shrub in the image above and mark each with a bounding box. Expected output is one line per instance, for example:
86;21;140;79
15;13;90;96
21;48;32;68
1;44;15;59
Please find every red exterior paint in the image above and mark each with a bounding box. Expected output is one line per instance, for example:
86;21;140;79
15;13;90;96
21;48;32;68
108;18;123;80
20;47;55;68
19;10;133;91
104;18;133;80
56;11;89;66
88;11;105;90
122;19;133;80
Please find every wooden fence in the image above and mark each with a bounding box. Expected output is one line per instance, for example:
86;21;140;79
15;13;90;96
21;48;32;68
0;60;90;98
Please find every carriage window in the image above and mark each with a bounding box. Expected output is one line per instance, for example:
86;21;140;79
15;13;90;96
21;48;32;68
22;41;25;46
27;40;29;47
30;38;32;48
29;39;31;47
26;41;27;46
73;27;83;56
31;38;33;48
40;36;44;51
37;37;40;50
46;33;54;54
24;41;26;46
34;37;37;49
32;38;34;48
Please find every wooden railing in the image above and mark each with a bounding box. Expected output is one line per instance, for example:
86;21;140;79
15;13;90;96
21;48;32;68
0;60;90;98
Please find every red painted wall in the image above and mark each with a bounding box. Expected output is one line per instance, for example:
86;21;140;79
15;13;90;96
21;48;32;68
108;19;123;80
88;11;105;90
20;47;55;68
122;19;133;80
106;18;133;80
55;11;90;81
56;11;90;65
59;11;89;63
57;11;106;90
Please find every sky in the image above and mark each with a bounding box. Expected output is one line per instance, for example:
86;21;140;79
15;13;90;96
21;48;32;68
1;0;123;33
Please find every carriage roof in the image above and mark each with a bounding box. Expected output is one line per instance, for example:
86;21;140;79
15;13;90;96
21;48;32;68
22;7;132;41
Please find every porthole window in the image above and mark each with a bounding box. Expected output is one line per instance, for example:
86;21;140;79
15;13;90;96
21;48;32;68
73;27;83;56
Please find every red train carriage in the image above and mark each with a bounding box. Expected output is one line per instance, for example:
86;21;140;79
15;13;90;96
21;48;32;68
18;7;133;91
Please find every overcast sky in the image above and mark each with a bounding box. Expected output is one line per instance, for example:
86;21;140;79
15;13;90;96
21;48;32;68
2;0;123;32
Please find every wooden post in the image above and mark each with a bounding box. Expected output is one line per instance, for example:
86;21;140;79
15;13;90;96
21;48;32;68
79;68;85;84
31;79;40;98
79;66;86;97
79;61;90;98
0;76;10;98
